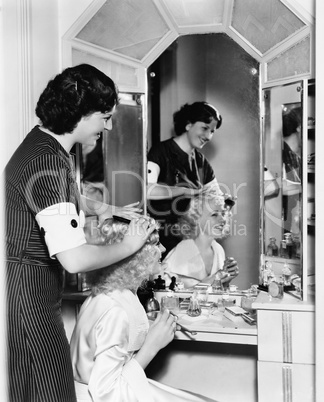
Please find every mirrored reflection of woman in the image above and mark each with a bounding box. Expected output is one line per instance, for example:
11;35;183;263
282;107;302;235
147;102;224;257
161;190;239;289
70;217;218;402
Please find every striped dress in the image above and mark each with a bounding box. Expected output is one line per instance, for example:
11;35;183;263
4;126;78;402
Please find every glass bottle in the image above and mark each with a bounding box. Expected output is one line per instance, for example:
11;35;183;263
263;261;272;285
282;262;292;286
187;292;201;317
280;240;288;258
212;266;228;293
284;232;295;259
216;297;225;313
154;275;165;290
292;234;300;259
267;237;279;256
145;290;160;313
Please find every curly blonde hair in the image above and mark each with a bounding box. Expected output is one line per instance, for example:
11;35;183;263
178;193;225;240
86;217;161;294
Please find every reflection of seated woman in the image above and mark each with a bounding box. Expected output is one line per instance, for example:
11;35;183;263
70;217;217;402
161;192;239;289
282;107;302;234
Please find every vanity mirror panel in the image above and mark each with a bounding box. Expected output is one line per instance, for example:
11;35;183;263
79;92;146;224
261;81;305;299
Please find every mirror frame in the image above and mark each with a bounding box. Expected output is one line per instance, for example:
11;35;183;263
260;80;306;300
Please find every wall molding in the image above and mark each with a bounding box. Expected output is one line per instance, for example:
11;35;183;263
17;0;32;141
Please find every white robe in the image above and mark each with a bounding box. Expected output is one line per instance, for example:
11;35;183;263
162;239;225;288
70;289;217;402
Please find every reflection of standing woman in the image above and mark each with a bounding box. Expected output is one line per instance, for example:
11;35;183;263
147;102;223;256
4;64;153;402
282;107;302;234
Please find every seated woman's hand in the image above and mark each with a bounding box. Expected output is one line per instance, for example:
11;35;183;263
144;309;177;354
222;257;239;284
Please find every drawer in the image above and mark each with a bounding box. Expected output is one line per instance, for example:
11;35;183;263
258;361;315;402
257;310;315;364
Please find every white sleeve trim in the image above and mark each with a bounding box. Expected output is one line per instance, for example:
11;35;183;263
36;202;86;259
147;161;160;184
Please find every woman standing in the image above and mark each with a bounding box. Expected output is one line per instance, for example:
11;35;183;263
4;64;153;402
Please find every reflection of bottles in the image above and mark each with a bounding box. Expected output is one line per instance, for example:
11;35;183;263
263;261;273;285
280;240;288;258
282;263;292;286
292;235;300;259
267;237;278;256
284;233;295;259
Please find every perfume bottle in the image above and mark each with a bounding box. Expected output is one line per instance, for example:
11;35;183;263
282;262;292;286
280;240;288;258
212;269;225;292
145;290;160;313
154;275;165;290
284;233;295;259
266;237;278;257
187;292;201;317
263;261;273;285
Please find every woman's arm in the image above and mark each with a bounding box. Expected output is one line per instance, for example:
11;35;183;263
147;183;202;200
134;310;176;369
56;219;154;273
146;161;202;200
80;194;142;222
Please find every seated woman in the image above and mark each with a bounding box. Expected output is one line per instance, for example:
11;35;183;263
161;191;239;289
70;216;217;402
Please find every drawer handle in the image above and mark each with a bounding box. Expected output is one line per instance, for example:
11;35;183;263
282;365;292;402
282;312;292;363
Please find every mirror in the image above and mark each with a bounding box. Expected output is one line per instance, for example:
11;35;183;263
78;93;146;234
261;81;303;297
146;33;261;290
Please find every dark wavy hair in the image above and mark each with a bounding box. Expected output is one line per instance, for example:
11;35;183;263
282;107;301;138
35;64;119;134
173;101;222;136
86;217;161;294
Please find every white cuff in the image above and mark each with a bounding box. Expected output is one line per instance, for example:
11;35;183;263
36;202;86;258
147;161;160;184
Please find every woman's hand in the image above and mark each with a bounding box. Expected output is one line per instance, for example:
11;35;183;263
134;309;177;369
222;257;239;284
121;217;155;255
98;202;143;225
145;309;177;353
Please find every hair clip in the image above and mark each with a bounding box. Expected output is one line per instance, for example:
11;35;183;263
112;215;131;224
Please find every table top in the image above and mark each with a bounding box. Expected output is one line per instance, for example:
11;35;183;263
63;288;258;345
